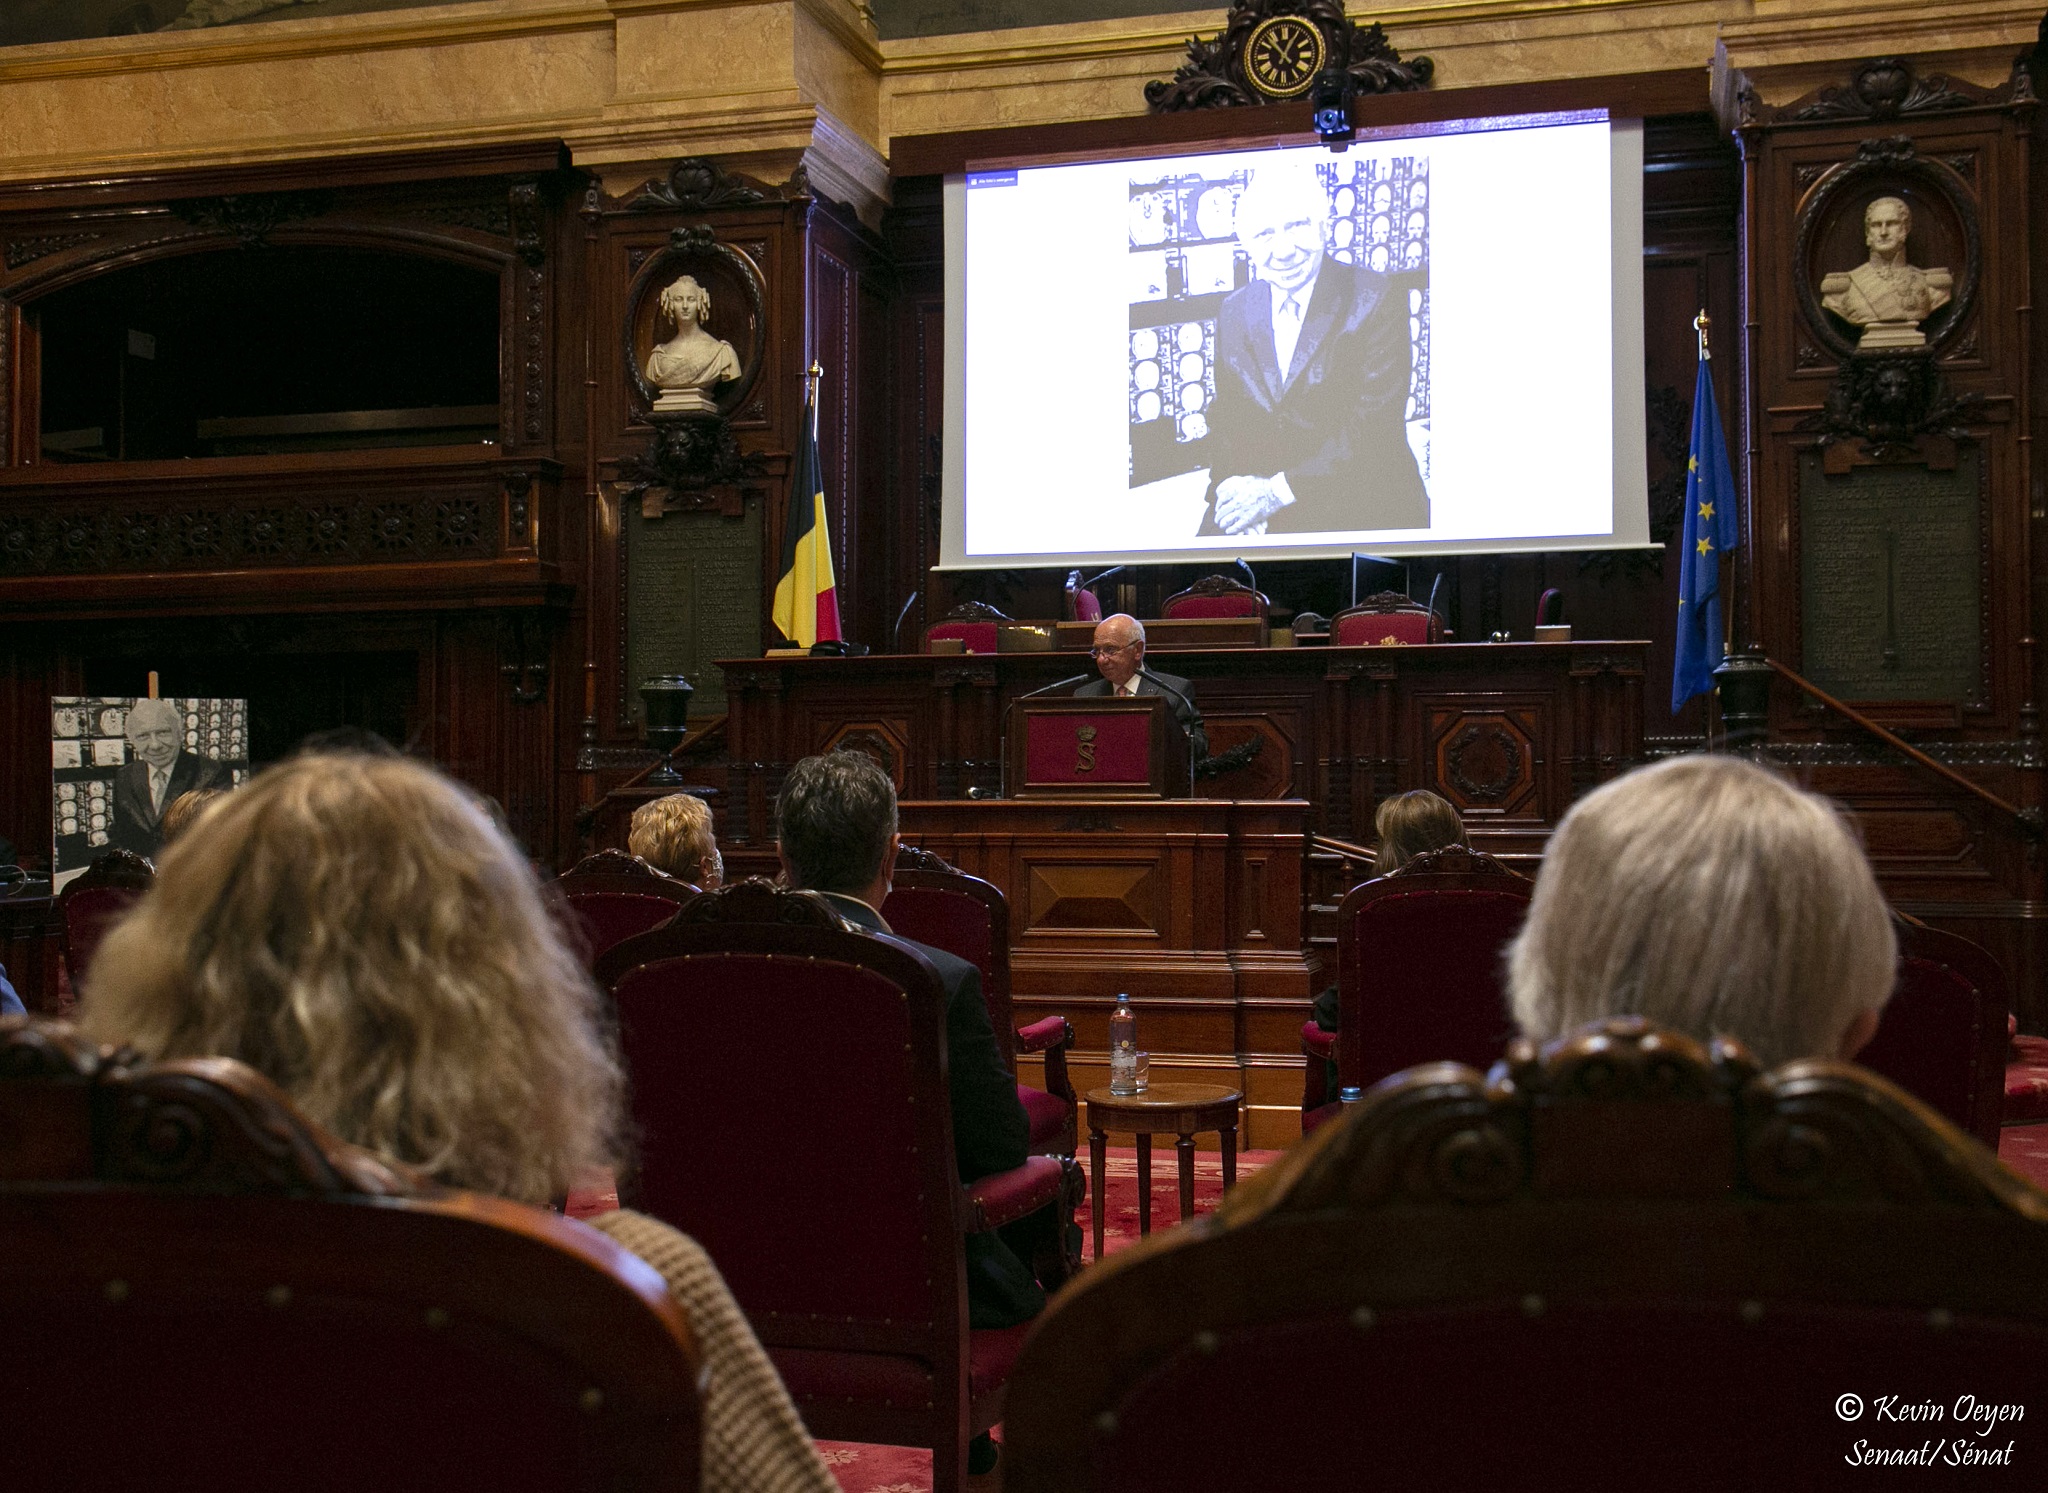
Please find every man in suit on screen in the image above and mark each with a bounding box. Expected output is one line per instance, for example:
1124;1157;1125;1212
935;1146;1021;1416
1073;613;1208;762
109;698;226;862
1197;164;1428;537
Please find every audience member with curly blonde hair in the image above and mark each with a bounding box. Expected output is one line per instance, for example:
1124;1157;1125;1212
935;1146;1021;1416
81;752;836;1493
629;792;723;887
1507;754;1895;1067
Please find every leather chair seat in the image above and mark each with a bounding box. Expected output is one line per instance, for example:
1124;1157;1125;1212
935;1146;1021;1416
771;1322;1032;1412
1019;1084;1072;1153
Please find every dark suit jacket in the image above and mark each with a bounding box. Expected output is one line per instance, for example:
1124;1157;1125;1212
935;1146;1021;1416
824;892;1045;1328
1074;670;1209;762
1199;256;1427;536
109;749;227;861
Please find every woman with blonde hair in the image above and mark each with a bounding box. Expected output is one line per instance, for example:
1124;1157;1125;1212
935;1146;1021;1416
1507;753;1896;1066
629;792;723;888
81;752;837;1493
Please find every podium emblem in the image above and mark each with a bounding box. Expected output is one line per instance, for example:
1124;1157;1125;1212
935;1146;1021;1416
1075;725;1098;773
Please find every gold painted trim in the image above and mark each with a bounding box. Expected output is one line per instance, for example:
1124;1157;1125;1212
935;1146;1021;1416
0;0;614;84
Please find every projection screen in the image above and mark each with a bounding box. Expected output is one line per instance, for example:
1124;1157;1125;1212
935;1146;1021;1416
939;111;1648;569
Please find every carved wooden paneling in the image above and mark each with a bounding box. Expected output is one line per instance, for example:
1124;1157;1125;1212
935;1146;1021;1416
1426;705;1543;819
1025;861;1162;933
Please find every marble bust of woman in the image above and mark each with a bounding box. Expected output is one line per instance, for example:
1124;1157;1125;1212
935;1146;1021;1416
645;275;743;412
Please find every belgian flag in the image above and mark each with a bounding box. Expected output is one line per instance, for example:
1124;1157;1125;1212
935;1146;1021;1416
771;385;842;648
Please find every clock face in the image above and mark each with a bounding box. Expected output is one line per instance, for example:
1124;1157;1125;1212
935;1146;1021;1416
1243;15;1327;100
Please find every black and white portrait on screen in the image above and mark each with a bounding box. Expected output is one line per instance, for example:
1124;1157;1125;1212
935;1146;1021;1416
51;697;248;885
1128;153;1431;537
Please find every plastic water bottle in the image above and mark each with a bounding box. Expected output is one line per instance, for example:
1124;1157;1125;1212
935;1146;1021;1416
1109;995;1138;1095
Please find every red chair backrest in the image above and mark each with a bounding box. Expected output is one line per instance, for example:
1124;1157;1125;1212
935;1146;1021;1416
1332;592;1441;647
1064;571;1103;623
595;881;969;1369
59;849;155;988
1337;849;1530;1094
884;859;1015;1072
554;850;698;963
1162;575;1266;619
926;620;1000;654
1855;919;2010;1147
0;1019;703;1493
1002;1019;2048;1492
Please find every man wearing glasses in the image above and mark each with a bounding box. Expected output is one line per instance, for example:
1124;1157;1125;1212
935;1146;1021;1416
1074;613;1208;760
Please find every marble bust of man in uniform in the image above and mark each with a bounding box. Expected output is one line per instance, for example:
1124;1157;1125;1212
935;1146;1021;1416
1820;196;1952;349
645;274;743;412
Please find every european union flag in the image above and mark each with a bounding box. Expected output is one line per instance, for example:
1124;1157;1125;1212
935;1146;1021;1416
1672;356;1739;712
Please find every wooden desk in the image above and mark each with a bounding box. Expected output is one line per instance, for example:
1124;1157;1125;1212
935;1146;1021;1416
896;796;1311;1149
718;640;1648;866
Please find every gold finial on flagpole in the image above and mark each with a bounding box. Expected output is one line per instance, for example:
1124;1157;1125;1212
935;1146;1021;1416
1694;310;1711;362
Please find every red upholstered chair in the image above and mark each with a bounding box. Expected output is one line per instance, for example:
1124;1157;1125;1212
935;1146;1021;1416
0;1017;703;1493
1002;1018;2048;1492
1302;845;1528;1132
58;848;154;990
1161;574;1267;619
553;848;699;965
0;894;65;1016
1855;917;2010;1147
1063;571;1103;623
1331;590;1443;646
594;881;1074;1493
925;600;1009;655
884;844;1079;1159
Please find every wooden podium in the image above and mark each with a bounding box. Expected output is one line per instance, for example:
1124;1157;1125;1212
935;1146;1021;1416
1006;696;1192;799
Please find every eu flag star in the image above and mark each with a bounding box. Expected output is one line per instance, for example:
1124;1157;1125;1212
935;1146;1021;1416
1698;501;1714;520
1697;537;1713;556
1688;455;1698;472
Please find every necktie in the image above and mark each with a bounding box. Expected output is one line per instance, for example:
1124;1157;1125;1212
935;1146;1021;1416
1273;291;1307;376
151;768;170;814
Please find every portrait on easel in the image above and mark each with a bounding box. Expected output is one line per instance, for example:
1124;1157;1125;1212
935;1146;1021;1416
52;696;249;887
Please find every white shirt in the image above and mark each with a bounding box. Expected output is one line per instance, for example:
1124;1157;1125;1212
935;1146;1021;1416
1118;678;1141;697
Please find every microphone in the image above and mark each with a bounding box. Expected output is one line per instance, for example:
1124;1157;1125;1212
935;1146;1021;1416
996;669;1098;797
1234;556;1258;596
1137;666;1203;790
892;589;921;651
1016;671;1095;701
1425;571;1443;637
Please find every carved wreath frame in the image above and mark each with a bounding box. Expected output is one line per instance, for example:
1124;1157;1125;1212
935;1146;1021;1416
620;224;768;421
1793;138;1981;363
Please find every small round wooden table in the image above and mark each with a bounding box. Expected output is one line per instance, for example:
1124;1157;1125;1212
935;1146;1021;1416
1085;1082;1242;1259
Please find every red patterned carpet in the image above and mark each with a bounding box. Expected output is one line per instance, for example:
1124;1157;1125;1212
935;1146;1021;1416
1997;1122;2048;1191
816;1145;1280;1493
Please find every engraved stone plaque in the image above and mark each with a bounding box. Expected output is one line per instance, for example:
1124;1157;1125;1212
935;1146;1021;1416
627;504;763;719
1798;449;1979;703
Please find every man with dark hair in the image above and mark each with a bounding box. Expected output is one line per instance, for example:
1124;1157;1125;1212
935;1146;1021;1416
775;751;1044;1323
777;749;1042;1481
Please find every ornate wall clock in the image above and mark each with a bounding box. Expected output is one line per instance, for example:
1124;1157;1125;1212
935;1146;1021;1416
1242;14;1327;100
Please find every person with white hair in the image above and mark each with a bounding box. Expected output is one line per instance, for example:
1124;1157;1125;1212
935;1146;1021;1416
108;697;226;862
1507;754;1897;1068
1198;162;1427;538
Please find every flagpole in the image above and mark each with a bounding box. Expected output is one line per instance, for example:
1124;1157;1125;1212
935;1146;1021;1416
807;361;822;443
